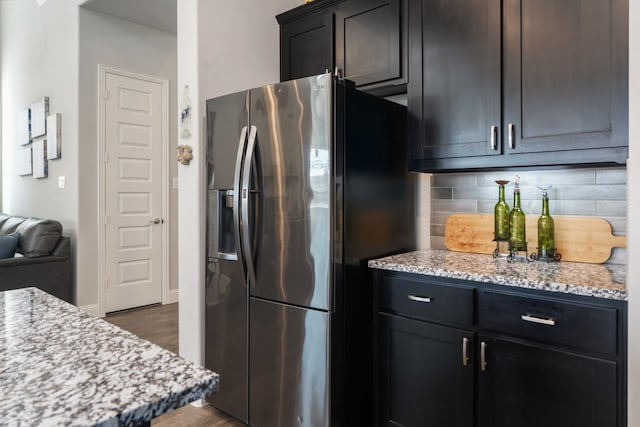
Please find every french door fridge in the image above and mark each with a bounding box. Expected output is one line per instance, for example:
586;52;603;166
205;73;413;426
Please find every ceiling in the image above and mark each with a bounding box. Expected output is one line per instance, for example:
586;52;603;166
81;0;177;34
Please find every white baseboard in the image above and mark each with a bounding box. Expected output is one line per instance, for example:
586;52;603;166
79;304;100;317
83;289;177;317
166;288;179;304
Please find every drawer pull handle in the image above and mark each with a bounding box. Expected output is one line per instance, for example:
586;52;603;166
521;314;556;326
408;295;431;303
462;337;470;367
480;341;487;371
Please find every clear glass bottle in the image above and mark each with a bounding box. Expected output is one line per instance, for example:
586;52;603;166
537;188;555;257
494;180;510;241
509;177;527;252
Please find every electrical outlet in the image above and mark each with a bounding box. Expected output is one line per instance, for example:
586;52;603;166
58;176;66;189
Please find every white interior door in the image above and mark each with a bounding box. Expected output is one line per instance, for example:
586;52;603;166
104;71;164;313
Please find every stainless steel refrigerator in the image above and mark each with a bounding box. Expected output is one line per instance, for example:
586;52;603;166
205;73;414;426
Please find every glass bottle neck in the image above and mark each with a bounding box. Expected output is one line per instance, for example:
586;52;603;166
541;196;550;216
498;185;506;201
513;191;521;208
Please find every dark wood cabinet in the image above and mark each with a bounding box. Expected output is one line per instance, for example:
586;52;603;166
374;271;626;427
378;313;473;427
409;0;501;163
335;0;408;95
277;0;407;96
409;0;628;171
476;288;624;427
477;337;617;427
279;8;335;82
375;272;474;426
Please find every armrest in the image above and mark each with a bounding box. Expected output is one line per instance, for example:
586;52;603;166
0;254;67;268
51;236;70;257
0;255;72;303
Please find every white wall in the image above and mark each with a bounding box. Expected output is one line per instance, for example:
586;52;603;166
0;13;3;213
0;0;80;280
176;0;299;364
0;12;3;212
627;0;639;423
77;8;178;307
177;0;201;365
0;1;178;308
198;0;300;100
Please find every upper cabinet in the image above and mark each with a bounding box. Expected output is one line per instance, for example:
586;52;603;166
278;1;336;83
409;0;629;172
335;0;408;95
277;0;408;96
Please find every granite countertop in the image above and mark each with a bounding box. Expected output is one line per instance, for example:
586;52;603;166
0;287;219;426
369;249;627;301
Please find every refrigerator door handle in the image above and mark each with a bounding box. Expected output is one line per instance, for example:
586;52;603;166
241;125;258;288
233;126;249;267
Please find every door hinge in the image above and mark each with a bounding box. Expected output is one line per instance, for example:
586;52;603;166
104;152;109;163
103;277;109;289
104;90;110;100
104;215;109;225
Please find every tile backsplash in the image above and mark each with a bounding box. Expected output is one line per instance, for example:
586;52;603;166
425;167;627;265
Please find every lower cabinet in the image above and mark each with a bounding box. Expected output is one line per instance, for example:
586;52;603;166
374;271;626;427
477;337;617;427
378;313;473;427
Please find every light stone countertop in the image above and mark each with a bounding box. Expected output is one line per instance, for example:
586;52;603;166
0;287;219;426
369;249;627;301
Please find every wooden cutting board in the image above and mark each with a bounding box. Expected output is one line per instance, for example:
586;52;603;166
444;213;626;263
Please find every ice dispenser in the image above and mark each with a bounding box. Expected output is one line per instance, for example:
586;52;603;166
208;189;237;260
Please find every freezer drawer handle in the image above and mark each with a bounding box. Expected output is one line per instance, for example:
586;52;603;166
521;314;556;326
408;295;431;303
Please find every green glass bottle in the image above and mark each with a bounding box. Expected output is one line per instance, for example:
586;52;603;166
509;178;526;252
494;180;510;241
538;188;555;257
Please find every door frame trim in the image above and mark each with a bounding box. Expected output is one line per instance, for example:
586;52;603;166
97;65;171;317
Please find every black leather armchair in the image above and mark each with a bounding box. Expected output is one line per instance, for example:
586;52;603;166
0;213;72;303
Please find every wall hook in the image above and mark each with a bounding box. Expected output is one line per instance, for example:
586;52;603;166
177;144;193;165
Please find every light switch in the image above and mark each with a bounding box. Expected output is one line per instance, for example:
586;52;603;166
58;176;66;189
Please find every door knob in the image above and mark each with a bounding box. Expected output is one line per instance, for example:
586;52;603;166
150;218;163;224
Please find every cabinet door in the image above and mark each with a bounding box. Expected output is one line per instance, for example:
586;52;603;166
409;0;501;166
280;12;334;82
335;0;407;96
478;337;617;427
503;0;628;163
378;313;473;427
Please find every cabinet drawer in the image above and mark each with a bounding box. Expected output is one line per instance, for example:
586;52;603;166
378;274;474;327
478;291;617;357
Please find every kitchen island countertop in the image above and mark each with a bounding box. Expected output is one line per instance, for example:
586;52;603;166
369;249;626;301
0;287;218;426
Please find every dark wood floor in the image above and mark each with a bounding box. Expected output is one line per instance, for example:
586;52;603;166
105;303;246;427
